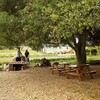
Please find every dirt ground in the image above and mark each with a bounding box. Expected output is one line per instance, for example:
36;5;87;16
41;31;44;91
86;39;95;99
0;65;100;100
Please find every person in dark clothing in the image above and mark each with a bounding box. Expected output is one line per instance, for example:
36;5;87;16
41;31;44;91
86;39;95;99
25;50;30;65
25;50;29;58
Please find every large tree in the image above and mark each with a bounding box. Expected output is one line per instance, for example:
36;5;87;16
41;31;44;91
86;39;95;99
20;0;100;64
57;0;100;64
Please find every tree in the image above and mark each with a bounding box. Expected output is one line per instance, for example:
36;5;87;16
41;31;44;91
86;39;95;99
0;12;25;48
19;1;52;50
0;0;27;48
20;0;100;64
56;0;100;64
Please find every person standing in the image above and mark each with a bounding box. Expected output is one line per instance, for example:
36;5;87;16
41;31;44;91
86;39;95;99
17;47;21;57
25;49;30;65
25;49;29;58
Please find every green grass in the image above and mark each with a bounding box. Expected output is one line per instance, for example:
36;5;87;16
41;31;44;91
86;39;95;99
87;55;100;61
0;49;100;66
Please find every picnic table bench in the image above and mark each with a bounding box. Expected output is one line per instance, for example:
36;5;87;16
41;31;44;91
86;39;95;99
89;60;100;65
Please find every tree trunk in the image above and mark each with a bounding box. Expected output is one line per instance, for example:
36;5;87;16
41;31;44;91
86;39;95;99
66;32;87;64
75;47;86;64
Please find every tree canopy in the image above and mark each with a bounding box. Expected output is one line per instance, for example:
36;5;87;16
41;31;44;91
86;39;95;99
0;0;100;63
20;0;100;63
0;0;27;48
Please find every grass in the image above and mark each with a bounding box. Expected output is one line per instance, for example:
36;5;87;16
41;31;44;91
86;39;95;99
0;49;100;66
87;55;100;61
73;88;80;93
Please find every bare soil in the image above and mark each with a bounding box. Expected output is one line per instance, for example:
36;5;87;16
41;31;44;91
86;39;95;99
0;65;100;100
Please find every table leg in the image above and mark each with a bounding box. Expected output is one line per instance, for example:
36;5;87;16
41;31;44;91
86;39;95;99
76;68;82;81
87;66;93;79
66;68;71;79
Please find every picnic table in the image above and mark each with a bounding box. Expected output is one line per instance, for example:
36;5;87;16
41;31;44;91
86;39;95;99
51;62;70;75
66;64;96;81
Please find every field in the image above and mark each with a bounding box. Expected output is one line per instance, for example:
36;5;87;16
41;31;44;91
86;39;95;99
0;49;100;65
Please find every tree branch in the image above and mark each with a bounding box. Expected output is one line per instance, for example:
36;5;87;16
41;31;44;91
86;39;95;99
66;37;76;50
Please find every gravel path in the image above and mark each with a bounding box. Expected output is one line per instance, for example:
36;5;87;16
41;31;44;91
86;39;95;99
0;65;100;100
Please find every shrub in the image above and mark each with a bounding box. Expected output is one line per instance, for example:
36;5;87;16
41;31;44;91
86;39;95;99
91;49;97;55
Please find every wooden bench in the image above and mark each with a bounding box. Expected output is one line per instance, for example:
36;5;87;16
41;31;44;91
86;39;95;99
89;60;100;65
87;70;97;74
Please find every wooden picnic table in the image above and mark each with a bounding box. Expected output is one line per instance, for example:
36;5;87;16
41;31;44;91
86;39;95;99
66;64;96;81
58;63;70;75
51;62;70;75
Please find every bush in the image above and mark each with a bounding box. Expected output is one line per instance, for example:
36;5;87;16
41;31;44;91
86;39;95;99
91;49;97;55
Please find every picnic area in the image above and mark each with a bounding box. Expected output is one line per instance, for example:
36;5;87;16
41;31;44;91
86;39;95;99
0;0;100;100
